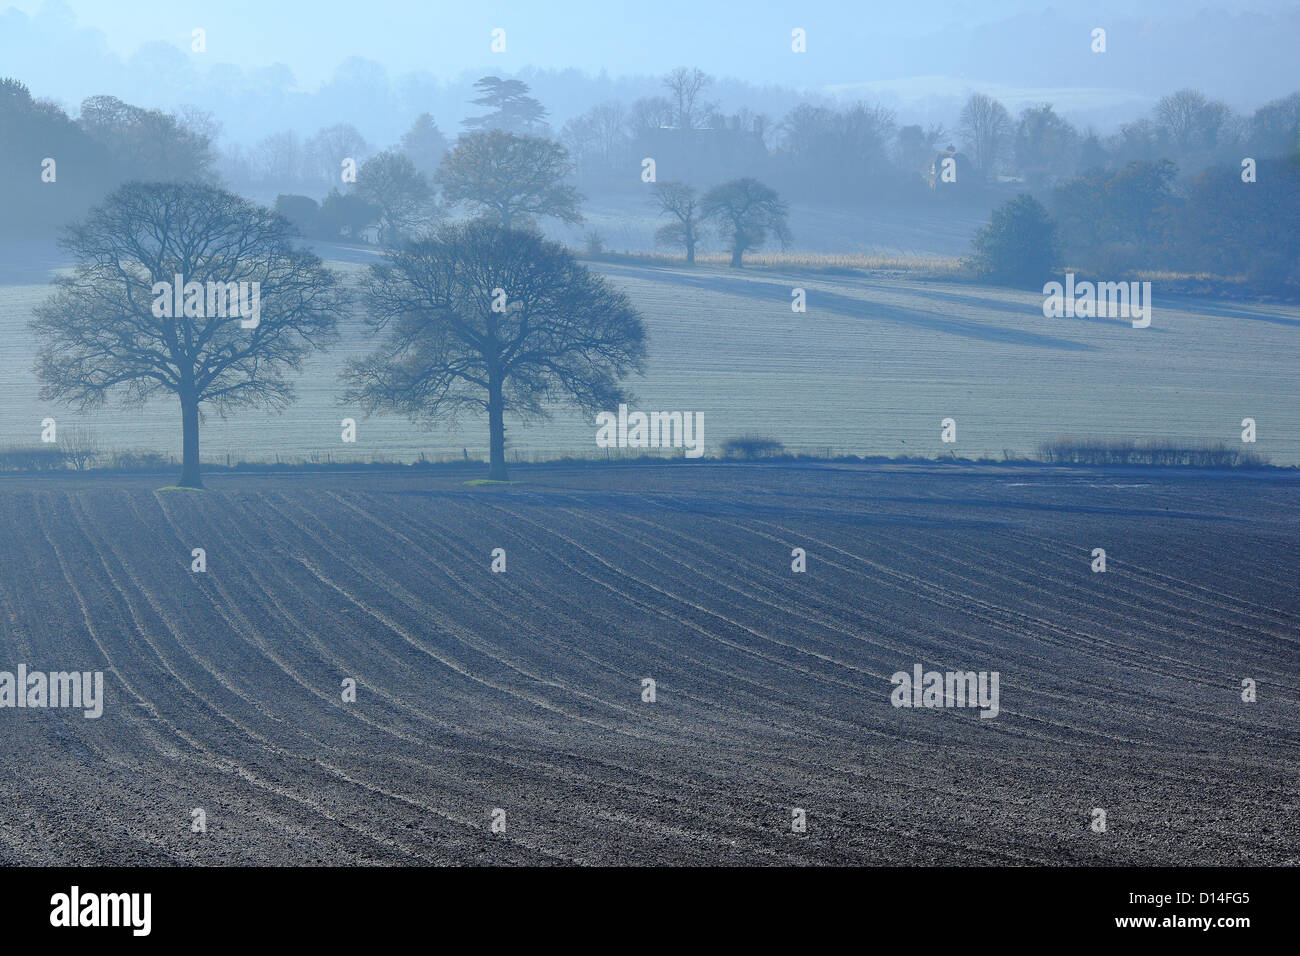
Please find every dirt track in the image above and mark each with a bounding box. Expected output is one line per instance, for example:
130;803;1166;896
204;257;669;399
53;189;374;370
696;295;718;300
0;463;1296;865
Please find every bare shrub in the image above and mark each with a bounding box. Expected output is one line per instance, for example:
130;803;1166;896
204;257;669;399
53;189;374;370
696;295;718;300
721;435;786;458
60;425;100;470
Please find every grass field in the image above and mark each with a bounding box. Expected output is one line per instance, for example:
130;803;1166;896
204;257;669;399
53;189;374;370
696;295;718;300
2;240;1298;467
0;462;1295;864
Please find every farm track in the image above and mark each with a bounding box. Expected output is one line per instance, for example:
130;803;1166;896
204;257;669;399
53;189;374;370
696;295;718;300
0;464;1296;865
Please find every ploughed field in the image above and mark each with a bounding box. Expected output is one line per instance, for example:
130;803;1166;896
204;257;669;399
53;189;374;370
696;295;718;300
0;462;1296;865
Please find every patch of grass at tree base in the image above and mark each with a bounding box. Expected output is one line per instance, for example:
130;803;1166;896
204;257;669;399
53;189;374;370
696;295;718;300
155;486;206;492
463;478;520;486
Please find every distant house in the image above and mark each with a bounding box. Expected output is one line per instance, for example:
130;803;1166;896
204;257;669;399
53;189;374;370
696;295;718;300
927;144;971;191
637;118;766;184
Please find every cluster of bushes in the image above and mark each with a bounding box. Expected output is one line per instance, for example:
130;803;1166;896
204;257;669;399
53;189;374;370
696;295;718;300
273;191;381;242
720;435;787;458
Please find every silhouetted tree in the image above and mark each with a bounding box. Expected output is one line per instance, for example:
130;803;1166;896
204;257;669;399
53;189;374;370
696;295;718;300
662;67;714;130
650;181;705;262
254;129;307;188
1014;104;1079;188
627;96;674;138
0;77;110;236
702;177;791;267
958;93;1011;180
969;193;1059;286
354;151;434;245
344;221;645;481
400;113;449;177
317;188;379;240
1249;93;1300;158
1173;155;1300;290
561;101;629;175
78;94;215;182
775;101;896;201
274;194;320;236
1110;118;1164;164
1052;160;1177;271
462;76;548;134
1155;89;1235;154
436;131;583;228
305;122;370;186
30;182;347;487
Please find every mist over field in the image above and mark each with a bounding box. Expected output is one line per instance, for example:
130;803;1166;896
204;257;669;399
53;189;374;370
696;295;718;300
3;0;1299;466
0;0;1296;901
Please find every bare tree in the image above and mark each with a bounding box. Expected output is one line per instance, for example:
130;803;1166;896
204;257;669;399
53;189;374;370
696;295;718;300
650;181;705;263
354;151;434;245
627;96;675;138
561;101;629;172
702;178;792;267
958;93;1012;179
662;67;714;130
344;221;646;481
255;129;307;187
59;425;100;471
436;130;584;229
305;122;370;186
1155;88;1236;152
30;182;347;487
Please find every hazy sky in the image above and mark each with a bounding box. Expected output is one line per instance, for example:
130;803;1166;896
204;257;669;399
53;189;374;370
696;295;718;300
3;1;1298;144
5;0;1298;90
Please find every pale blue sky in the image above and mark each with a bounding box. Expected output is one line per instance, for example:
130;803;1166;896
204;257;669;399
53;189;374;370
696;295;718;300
3;0;1297;145
5;0;1297;91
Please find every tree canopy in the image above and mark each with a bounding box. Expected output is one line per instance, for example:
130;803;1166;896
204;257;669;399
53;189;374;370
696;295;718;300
436;130;584;229
701;177;792;267
31;182;348;486
343;220;645;480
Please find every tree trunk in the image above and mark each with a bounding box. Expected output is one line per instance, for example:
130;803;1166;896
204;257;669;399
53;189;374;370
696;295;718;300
730;245;743;268
686;237;695;264
179;392;202;488
487;376;508;481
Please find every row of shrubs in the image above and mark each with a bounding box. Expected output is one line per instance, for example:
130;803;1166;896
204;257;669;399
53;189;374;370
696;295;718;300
0;446;171;471
0;438;1275;472
1037;438;1268;468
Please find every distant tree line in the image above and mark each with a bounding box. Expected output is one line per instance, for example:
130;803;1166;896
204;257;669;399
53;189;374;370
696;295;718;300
0;78;214;237
971;151;1300;293
4;67;1298;288
561;74;1300;205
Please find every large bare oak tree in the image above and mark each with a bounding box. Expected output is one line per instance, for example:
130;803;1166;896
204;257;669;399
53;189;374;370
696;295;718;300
31;181;347;487
343;220;646;481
